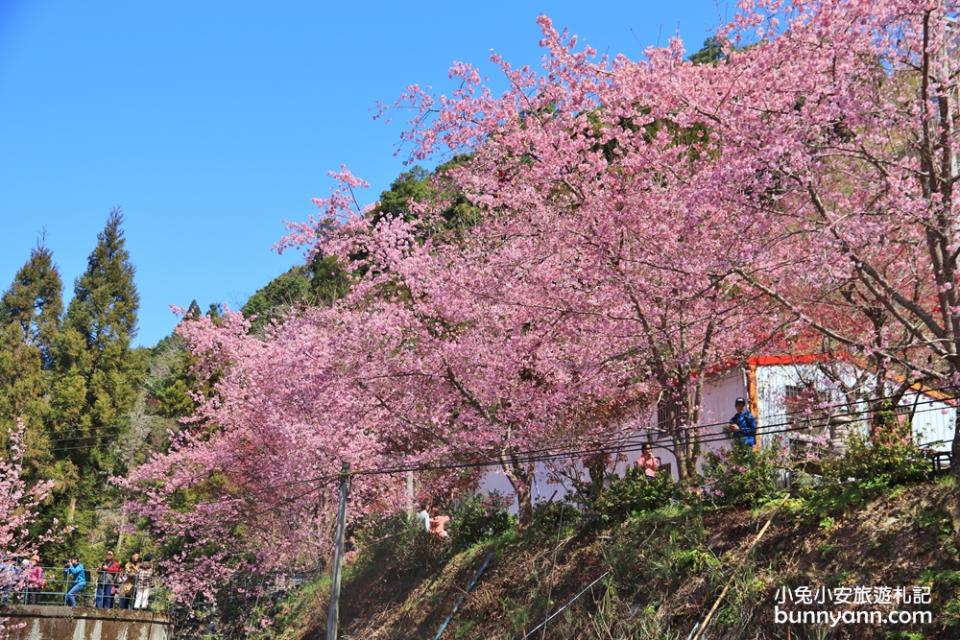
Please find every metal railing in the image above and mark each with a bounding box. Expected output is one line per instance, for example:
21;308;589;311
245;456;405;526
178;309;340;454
0;566;161;611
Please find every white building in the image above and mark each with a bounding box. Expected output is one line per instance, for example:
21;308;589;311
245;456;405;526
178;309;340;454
478;354;956;508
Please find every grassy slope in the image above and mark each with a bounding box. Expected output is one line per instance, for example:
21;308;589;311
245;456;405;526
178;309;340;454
257;478;960;640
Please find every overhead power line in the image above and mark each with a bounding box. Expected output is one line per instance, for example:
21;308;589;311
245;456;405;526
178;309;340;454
116;400;955;518
348;397;955;478
48;387;958;520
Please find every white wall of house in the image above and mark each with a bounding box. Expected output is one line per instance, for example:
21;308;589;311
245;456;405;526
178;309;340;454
476;369;748;510
475;460;571;507
754;363;859;449
901;391;955;451
701;369;750;428
629;369;746;481
478;360;956;513
754;363;955;453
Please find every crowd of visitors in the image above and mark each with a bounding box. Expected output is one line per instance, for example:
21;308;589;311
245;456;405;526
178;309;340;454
67;551;154;609
0;551;156;610
1;556;46;606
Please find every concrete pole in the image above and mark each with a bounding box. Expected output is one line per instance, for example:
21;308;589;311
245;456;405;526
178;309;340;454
326;462;351;640
116;505;127;554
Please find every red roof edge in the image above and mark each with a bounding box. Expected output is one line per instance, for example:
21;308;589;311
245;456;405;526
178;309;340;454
747;353;839;367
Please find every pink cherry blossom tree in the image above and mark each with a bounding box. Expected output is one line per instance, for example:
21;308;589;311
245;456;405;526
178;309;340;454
335;221;654;518
122;308;421;603
678;0;960;456
128;0;960;604
366;0;960;471
303;17;784;487
0;421;57;636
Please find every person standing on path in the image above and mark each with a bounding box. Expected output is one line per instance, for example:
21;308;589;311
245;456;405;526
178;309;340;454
24;555;45;605
728;397;758;449
64;557;87;607
95;551;121;608
133;556;153;610
635;442;661;479
429;507;450;540
415;502;431;532
116;552;140;609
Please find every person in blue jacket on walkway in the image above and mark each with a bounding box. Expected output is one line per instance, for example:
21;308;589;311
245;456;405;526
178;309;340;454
728;397;757;448
64;556;86;607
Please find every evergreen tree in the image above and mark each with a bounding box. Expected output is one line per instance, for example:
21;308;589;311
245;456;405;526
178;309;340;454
0;240;63;367
64;210;139;358
0;243;65;475
241;255;349;333
206;303;223;322
0;322;48;457
688;37;726;65
185;299;202;320
51;209;144;508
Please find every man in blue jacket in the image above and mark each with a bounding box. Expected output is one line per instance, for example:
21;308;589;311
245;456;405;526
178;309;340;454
728;397;757;448
64;557;87;607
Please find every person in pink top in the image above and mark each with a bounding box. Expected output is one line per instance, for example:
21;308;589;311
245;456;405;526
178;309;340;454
429;507;451;539
635;443;660;479
24;555;45;605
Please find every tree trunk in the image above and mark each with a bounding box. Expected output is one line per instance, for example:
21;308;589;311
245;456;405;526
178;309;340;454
950;407;960;553
663;376;700;487
116;506;127;553
503;458;534;526
952;404;960;482
685;377;704;481
514;479;533;526
672;433;688;485
585;453;607;501
405;471;415;518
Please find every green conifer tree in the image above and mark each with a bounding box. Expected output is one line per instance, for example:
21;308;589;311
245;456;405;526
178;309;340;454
1;240;63;367
185;299;202;320
0;242;64;475
51;209;145;515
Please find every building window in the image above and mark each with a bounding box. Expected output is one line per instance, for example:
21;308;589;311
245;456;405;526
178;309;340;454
784;383;829;459
656;398;672;432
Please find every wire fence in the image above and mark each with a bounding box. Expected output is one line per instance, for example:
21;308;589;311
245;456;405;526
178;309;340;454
0;566;164;611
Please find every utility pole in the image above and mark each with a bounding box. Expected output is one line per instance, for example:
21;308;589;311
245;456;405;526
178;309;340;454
406;470;415;517
326;462;351;640
116;505;127;554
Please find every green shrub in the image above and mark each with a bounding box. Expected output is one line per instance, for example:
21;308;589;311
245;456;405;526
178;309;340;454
450;493;513;551
669;546;720;574
529;499;581;533
592;468;675;526
702;443;785;507
823;434;928;488
799;434;930;514
355;513;447;569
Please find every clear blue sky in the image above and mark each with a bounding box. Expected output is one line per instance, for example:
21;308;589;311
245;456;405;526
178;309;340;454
0;1;728;347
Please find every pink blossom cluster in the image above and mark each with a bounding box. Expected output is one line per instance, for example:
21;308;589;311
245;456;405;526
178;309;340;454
0;422;60;636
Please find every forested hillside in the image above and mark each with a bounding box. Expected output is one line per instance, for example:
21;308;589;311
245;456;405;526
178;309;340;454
0;211;355;567
0;211;146;563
